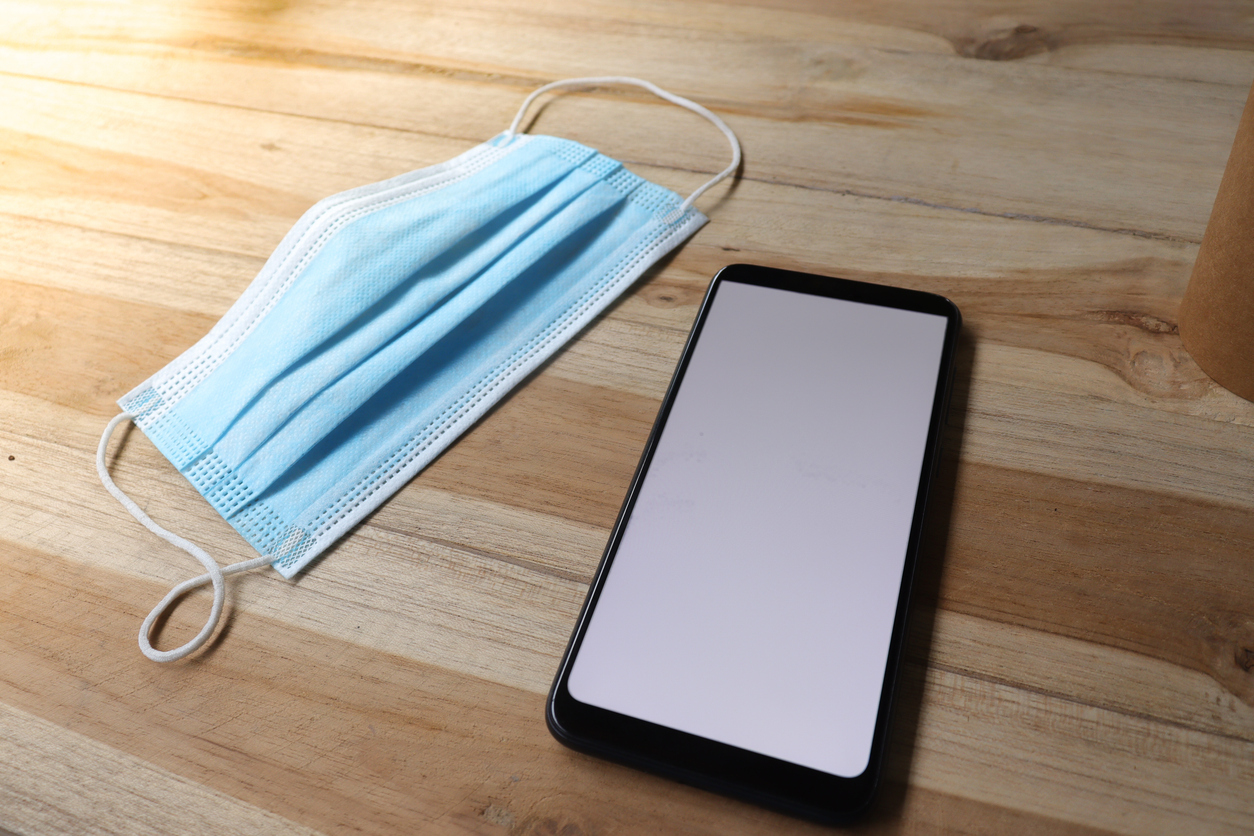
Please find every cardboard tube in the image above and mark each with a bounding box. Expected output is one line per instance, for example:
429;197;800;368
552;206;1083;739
1179;81;1254;402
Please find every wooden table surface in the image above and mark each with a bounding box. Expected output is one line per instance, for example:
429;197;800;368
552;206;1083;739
4;1;1254;833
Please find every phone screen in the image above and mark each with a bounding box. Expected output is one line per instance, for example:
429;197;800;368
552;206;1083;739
548;265;960;821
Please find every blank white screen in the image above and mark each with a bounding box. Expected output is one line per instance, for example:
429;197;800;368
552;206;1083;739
567;281;948;778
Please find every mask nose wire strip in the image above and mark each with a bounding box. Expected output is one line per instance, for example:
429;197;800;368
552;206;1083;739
96;412;273;662
503;76;741;215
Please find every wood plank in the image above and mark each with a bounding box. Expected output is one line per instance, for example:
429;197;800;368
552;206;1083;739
3;541;1249;835
0;71;1208;302
907;665;1254;835
0;704;322;836
2;0;1247;240
936;461;1254;711
0;278;216;414
0;213;265;314
924;610;1254;745
713;0;1254;58
960;343;1254;508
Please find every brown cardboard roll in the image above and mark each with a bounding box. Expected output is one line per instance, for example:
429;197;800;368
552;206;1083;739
1179;81;1254;402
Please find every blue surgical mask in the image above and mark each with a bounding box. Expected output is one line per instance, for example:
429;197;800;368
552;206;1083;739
96;77;740;662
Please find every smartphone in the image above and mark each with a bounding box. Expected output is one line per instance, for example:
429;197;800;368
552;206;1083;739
546;264;961;823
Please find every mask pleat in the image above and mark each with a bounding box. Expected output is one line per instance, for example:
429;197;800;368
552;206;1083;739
169;140;592;469
121;131;712;572
250;176;662;544
234;171;635;499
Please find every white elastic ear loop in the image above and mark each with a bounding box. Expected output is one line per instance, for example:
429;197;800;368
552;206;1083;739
96;412;272;662
505;76;741;215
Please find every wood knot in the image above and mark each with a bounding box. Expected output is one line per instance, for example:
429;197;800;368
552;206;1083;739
481;803;516;829
1076;309;1209;399
1196;614;1254;707
1092;310;1178;335
641;281;702;309
960;23;1052;61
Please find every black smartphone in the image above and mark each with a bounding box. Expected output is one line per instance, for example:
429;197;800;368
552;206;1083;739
547;264;961;824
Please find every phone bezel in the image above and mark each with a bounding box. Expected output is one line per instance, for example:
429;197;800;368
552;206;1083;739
546;263;962;824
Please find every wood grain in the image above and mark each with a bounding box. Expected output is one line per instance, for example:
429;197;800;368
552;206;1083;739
2;0;1253;833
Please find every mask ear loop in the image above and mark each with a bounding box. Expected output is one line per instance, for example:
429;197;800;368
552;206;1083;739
503;76;741;217
97;413;272;662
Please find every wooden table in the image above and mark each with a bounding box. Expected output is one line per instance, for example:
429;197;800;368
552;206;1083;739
3;1;1253;833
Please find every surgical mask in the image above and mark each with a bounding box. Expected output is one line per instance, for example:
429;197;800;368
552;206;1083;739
96;77;741;662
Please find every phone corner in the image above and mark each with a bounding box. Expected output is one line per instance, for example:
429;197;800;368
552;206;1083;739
543;684;575;748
